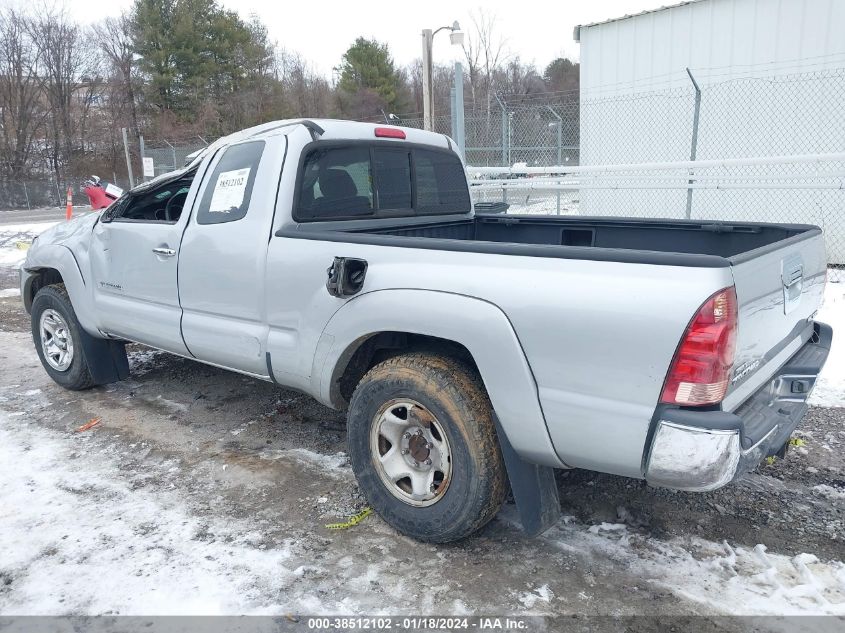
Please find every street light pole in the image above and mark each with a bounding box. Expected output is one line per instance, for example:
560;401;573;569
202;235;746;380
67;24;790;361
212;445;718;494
421;29;434;131
421;21;463;132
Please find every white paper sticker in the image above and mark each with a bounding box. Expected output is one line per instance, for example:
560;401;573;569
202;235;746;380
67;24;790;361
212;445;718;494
142;156;155;177
105;183;124;198
209;168;250;213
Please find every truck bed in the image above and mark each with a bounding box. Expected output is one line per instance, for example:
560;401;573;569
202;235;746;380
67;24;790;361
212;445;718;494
286;215;820;268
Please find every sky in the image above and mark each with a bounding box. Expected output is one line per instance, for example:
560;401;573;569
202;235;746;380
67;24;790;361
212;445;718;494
55;0;672;77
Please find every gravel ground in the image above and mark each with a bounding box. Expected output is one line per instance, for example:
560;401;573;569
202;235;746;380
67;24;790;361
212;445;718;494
0;220;843;617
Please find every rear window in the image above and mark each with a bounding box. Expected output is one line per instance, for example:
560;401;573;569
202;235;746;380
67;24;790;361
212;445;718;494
295;143;469;221
297;146;373;220
415;148;471;213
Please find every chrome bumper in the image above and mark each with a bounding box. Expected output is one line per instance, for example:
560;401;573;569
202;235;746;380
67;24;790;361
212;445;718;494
645;421;776;491
644;321;831;492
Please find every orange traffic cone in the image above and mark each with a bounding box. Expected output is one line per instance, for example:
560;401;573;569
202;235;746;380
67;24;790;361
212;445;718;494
65;186;73;221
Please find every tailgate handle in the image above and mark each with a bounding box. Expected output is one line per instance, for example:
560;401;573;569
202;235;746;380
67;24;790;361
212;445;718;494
781;258;803;314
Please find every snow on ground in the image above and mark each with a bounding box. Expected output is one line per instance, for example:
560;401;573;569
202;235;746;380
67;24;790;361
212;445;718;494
2;409;843;616
0;416;304;615
546;521;845;617
0;222;58;269
810;275;845;408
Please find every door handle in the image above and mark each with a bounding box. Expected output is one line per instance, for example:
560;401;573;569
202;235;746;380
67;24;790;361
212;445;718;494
152;247;176;257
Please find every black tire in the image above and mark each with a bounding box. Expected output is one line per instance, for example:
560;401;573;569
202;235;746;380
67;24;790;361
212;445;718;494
31;284;96;391
347;352;507;543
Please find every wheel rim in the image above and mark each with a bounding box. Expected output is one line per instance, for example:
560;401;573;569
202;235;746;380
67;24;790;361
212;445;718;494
39;309;74;371
369;398;452;507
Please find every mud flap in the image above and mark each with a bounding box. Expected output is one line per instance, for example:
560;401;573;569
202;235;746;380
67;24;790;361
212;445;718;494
77;329;129;385
493;415;561;537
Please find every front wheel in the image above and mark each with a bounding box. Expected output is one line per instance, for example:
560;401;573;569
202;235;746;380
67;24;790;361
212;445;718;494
31;284;96;390
347;352;507;543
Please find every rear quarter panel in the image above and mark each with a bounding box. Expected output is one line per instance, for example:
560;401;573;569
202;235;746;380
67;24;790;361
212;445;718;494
267;231;735;478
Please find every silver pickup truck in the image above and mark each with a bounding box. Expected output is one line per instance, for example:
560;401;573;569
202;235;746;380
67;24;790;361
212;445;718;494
20;119;832;542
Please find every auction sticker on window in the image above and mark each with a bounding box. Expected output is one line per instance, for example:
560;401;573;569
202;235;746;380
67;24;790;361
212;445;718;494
209;168;250;213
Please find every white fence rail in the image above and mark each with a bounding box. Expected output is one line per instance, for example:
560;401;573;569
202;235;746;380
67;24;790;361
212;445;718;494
466;153;845;264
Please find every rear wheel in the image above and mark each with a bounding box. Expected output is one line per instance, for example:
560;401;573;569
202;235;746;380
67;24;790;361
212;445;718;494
347;352;507;543
31;284;96;390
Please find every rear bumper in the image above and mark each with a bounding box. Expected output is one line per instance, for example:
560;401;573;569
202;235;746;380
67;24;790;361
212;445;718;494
644;321;832;492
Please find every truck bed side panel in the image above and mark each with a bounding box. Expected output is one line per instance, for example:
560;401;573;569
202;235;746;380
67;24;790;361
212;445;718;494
267;234;734;477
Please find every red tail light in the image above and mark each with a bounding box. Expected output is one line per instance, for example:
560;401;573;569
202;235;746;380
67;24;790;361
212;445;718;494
660;287;738;406
374;127;406;139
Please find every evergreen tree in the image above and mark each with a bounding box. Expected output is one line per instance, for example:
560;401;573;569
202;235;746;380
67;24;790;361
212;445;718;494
336;37;406;117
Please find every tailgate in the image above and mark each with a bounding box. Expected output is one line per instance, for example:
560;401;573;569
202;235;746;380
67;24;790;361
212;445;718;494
722;227;827;411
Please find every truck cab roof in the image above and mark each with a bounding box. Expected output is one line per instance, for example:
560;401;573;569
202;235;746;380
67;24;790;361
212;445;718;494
185;119;456;172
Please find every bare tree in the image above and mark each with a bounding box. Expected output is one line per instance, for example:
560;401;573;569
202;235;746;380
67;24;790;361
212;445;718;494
408;59;454;119
276;50;332;117
462;8;508;118
28;5;100;182
0;8;45;178
92;12;140;139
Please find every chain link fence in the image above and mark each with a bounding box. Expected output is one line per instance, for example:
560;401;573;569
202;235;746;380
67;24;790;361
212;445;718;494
141;139;209;178
456;69;845;265
398;99;580;169
0;176;134;211
4;68;842;263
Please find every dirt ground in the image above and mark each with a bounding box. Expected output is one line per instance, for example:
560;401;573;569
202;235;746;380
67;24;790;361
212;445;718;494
1;287;844;620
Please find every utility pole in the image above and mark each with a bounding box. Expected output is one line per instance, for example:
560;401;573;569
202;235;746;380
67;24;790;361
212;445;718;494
454;61;465;156
421;21;463;132
121;127;135;189
421;29;434;131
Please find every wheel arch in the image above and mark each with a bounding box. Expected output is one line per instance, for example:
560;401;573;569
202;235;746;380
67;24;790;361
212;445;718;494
23;244;98;335
316;289;564;468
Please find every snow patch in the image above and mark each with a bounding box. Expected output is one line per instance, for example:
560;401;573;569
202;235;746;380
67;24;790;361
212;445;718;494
0;222;59;268
0;221;60;234
0;288;21;298
810;278;845;408
547;523;845;615
261;448;350;473
0;416;316;615
518;584;554;609
812;484;845;501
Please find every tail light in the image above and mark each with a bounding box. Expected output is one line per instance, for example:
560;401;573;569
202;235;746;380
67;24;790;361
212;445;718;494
660;287;738;406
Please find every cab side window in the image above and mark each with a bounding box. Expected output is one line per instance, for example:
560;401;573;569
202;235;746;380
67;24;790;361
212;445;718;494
297;146;374;220
196;141;265;225
110;170;196;223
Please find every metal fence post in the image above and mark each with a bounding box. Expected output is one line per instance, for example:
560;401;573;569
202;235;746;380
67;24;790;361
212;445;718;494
121;127;135;189
450;86;457;141
547;106;563;214
139;135;146;182
685;67;702;219
496;94;508;167
23;181;30;210
164;140;177;172
454;61;466;157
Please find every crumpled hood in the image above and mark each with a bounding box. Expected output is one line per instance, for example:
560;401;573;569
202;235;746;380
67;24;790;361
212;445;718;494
25;212;100;265
37;212;100;245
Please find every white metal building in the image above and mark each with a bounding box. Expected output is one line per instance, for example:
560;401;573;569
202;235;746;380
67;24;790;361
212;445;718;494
575;0;845;99
573;0;845;262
